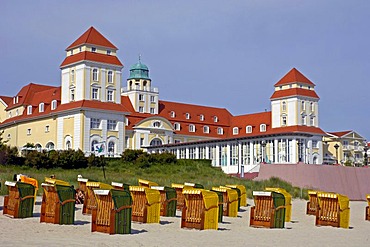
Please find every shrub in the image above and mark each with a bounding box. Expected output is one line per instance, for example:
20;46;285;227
122;149;145;162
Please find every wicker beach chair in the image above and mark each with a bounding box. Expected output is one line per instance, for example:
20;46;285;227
250;191;286;228
40;181;75;225
315;192;350;228
306;190;319;216
83;181;112;215
3;181;35;218
129;186;161;223
366;194;370;221
226;184;247;207
92;188;132;234
151;186;177;217
211;186;239;217
138;178;158;188
181;188;219;230
265;187;292;222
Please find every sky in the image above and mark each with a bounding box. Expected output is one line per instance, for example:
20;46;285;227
1;0;369;140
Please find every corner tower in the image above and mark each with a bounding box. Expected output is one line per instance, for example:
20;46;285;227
270;68;320;128
60;27;123;104
121;58;159;114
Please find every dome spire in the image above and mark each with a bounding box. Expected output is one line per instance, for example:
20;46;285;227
128;56;150;80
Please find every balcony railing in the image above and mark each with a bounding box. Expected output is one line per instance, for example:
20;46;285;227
122;86;158;93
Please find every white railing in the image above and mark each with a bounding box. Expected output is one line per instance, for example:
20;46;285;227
122;86;158;93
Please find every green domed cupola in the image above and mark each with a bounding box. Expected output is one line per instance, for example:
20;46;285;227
128;56;150;79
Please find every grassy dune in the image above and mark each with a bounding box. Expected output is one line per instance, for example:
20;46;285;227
0;159;308;199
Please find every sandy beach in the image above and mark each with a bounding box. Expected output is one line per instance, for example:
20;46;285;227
0;197;369;247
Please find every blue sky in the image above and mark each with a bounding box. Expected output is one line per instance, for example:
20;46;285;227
1;0;369;140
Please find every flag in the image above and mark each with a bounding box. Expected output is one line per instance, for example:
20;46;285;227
93;142;106;156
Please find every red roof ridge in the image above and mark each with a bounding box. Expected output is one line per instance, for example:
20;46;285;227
275;68;315;87
66;26;117;50
327;130;353;137
160;100;230;112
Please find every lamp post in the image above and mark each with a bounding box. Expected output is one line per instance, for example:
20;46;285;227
261;141;266;163
334;143;340;165
364;145;368;166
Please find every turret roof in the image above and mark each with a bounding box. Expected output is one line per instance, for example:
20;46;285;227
66;26;117;50
275;68;315;87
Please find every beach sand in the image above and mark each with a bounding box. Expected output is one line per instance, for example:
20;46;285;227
0;197;369;247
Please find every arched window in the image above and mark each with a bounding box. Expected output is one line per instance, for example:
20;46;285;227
174;122;180;131
246;125;252;133
260;124;266;132
282;115;287;126
92;68;98;81
153;121;161;128
185;113;190;119
214;116;218;122
108;141;115;154
46;142;55;151
71;69;75;83
150;138;162;146
203;126;209;133
66;140;72;149
200;114;204;121
170;111;175;118
35;144;42;152
91;140;99;152
233;127;239;135
108;71;113;83
27;105;32;115
39;103;44;113
189;124;195;132
217;127;223;135
51;100;57;110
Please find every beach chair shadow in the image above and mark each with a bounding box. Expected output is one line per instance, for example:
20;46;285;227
160;220;173;225
131;229;148;235
75;220;90;225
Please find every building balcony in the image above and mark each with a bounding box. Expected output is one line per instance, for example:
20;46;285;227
122;86;158;93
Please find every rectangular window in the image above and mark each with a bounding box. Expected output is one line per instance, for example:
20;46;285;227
92;47;96;52
90;118;100;129
140;137;144;146
108;71;113;83
139;106;144;113
27;106;32;115
107;90;113;101
92;88;99;100
150;96;155;102
139;94;144;101
107;120;117;131
45;125;50;133
70;89;75;101
107;50;111;55
150;107;155;114
27;128;31;135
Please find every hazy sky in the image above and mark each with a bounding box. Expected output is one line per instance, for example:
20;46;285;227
1;0;369;140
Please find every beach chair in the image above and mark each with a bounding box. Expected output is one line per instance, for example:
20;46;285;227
211;186;239;217
129;186;161;223
315;192;350;228
138;178;158;188
77;176;88;195
172;183;186;210
151;186;177;217
3;181;35;218
40;182;75;224
210;189;224;223
265;187;292;222
221;186;241;211
17;174;38;204
181;188;219;230
83;181;112;215
111;181;130;191
366;194;370;221
92;189;132;234
184;182;204;189
226;184;247;207
306;190;319;216
250;191;286;228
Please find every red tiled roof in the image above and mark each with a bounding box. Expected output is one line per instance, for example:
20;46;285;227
6;83;57;110
270;88;319;100
60;51;123;68
275;68;315;87
230;111;271;137
268;125;326;135
327;130;353;138
0;96;12;106
66;27;117;50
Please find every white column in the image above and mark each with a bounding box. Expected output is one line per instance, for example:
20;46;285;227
292;139;297;163
195;146;199;159
215;145;220;166
249;141;254;164
205;146;210;159
226;144;231;166
274;139;278;163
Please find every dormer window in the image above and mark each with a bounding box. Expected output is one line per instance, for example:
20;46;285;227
200;114;204;121
39;103;44;113
217;127;223;135
170;111;175;118
260;124;266;132
214;116;218;122
185;113;190;119
233;127;239;135
174;122;180;131
70;89;75;101
189;124;195;132
246;125;252;133
203;126;209;133
91;47;96;52
51;100;57;110
107;50;111;55
27;105;32;115
15;109;19;116
13;96;19;104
